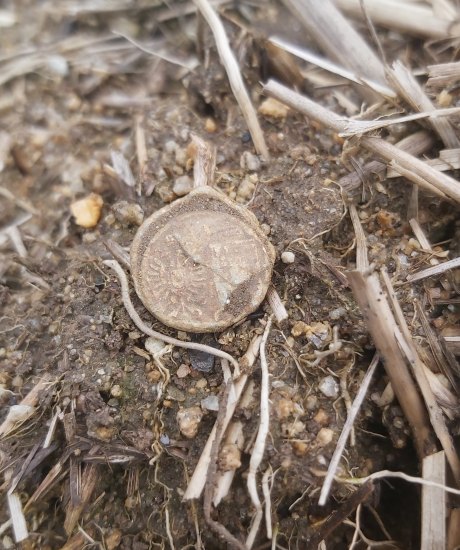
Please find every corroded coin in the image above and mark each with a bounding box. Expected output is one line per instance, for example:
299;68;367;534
130;186;275;332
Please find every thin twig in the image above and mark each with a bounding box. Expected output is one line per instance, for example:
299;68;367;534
263;79;460;204
346;270;434;459
103;259;239;371
204;382;246;550
246;317;273;545
193;0;269;159
407;257;460;283
184;336;261;500
422;451;446;549
282;0;388;102
348;205;368;272
382;268;460;483
319;353;379;506
343;469;460;495
387;60;460;148
335;0;454;38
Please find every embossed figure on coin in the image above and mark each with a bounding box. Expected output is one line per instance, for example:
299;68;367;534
130;186;275;333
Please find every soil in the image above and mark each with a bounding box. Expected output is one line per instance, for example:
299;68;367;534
0;2;459;550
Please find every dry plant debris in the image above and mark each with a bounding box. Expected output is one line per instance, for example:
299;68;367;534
1;1;460;549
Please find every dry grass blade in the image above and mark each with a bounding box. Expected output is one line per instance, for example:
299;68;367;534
263;80;460;204
427;61;460;89
212;420;245;506
266;285;288;323
335;0;455;38
431;0;458;20
282;0;387;102
340;130;434;192
64;462;100;535
319;353;379;506
346;270;434;459
184;336;262;500
193;0;268;159
268;35;395;98
135;114;147;189
191;134;216;188
382;269;460;482
416;302;460;390
409;219;439;266
247;317;273;547
7;492;28;542
340;108;460;138
110;150;136;188
448;509;460;549
309;481;375;547
0;374;54;438
113;31;199;70
407;257;460;283
348;205;368;271
427;148;460;172
387;60;460;148
422;451;446;550
203;382;245;550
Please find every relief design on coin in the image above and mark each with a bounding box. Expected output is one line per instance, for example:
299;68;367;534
130;187;275;332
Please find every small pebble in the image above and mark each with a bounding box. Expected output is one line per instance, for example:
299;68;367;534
195;378;207;389
11;375;23;389
177;406;203;438
329;307;346;320
173;175;193;196
160;433;170;445
291;321;309;338
236;176;256;201
275;397;295;419
281;251;295;264
316;427;334;447
318;375;339;398
205;117;217;133
219;443;241;471
201;394;219;411
145;337;165;356
46;55;69;77
240;151;261;172
282;419;305;438
313;409;329;425
2;536;14;549
258;97;289;119
305;395;318;410
112;201;144;226
292;441;309;456
166;385;186;402
164;140;177;154
110;384;122;398
176;364;191;378
70;193;103;228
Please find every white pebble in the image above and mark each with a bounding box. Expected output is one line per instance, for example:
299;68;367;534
177;406;203;438
316;427;334;447
145;337;166;356
240;151;261;172
173;175;193;196
201;395;219;411
281;251;295;264
318;376;339;398
329;307;346;320
46;55;69;77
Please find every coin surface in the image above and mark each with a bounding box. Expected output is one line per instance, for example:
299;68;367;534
130;187;275;332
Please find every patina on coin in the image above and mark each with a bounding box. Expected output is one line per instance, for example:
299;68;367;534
130;186;275;333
